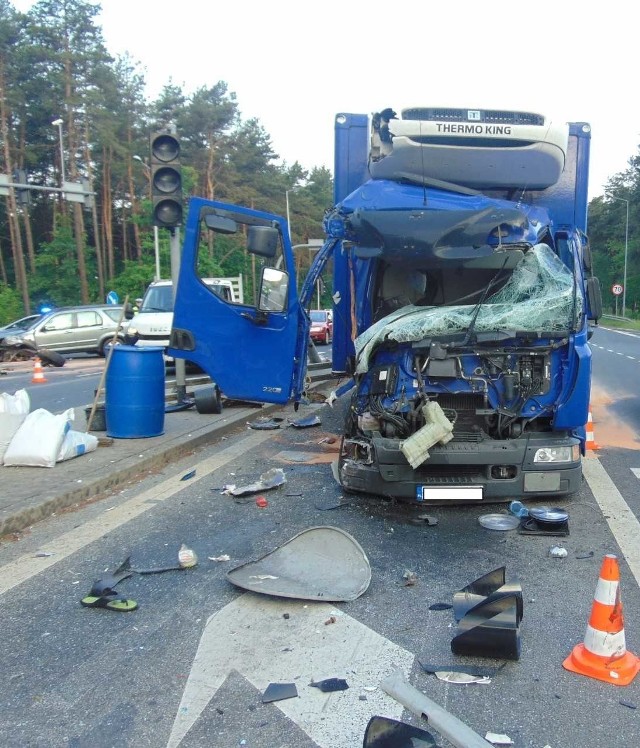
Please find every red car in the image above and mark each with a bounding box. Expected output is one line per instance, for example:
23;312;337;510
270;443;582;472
309;310;333;345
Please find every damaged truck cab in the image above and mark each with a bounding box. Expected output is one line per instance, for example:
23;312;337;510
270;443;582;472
169;106;602;504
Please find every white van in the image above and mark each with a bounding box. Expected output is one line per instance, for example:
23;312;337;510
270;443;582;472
125;277;242;356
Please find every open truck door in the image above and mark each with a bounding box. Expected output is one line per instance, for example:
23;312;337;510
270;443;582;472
168;199;309;404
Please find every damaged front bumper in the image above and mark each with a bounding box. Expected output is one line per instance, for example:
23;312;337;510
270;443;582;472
338;432;582;504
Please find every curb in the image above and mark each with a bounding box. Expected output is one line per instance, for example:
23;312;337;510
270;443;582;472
1;372;341;538
0;402;281;538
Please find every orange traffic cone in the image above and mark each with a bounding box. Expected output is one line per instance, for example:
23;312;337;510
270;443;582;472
563;554;640;685
585;406;599;450
31;356;47;384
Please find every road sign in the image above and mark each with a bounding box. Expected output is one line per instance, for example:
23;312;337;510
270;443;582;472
612;283;623;296
106;291;119;305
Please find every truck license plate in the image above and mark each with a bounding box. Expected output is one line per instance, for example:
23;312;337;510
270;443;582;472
417;486;483;502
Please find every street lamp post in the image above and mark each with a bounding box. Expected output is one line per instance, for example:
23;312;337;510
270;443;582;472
51;118;65;185
285;189;294;239
609;195;630;317
285;186;303;240
134;155;161;280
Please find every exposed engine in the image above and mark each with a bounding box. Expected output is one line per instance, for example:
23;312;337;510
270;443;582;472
346;344;556;443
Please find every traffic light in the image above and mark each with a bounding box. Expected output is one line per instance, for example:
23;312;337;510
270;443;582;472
150;132;182;228
13;169;30;207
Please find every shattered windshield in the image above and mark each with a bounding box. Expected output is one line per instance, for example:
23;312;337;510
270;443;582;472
355;244;581;373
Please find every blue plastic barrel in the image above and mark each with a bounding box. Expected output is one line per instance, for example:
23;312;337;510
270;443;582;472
105;345;165;438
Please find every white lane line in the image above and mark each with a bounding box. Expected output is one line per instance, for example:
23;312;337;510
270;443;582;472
167;594;414;748
582;458;640;587
608;329;640;338
627;356;636;360
0;429;275;596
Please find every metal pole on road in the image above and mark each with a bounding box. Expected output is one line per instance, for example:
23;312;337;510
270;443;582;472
170;227;186;403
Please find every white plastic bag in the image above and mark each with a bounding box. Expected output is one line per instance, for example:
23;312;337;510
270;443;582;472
57;429;98;462
0;389;30;415
3;408;73;468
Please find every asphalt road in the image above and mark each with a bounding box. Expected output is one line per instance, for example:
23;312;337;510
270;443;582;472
1;374;640;747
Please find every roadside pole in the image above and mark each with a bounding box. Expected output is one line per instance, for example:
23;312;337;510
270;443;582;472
170;227;187;402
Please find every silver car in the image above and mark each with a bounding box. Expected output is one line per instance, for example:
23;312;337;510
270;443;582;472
3;305;129;357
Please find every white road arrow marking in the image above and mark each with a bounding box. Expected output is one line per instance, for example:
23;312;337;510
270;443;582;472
167;593;414;748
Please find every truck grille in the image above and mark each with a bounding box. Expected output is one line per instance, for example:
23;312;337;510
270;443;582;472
414;466;483;484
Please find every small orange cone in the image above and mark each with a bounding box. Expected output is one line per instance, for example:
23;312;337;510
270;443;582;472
563;554;640;685
31;356;47;384
585;406;599;450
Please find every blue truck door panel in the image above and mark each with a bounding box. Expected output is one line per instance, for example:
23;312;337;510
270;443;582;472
168;198;305;405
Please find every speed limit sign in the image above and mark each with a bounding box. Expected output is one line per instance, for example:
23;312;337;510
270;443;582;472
612;283;624;296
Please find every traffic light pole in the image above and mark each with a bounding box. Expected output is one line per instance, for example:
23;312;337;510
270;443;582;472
170;227;187;403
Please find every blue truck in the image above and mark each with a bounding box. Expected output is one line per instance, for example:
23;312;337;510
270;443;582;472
169;106;602;504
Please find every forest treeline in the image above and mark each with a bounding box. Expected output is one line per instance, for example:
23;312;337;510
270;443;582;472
1;0;639;325
0;0;332;322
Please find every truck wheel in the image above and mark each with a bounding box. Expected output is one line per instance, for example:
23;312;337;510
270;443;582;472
37;349;65;367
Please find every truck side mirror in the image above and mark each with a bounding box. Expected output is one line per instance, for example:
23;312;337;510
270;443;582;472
258;267;288;312
124;302;135;320
248;225;279;258
586;276;603;321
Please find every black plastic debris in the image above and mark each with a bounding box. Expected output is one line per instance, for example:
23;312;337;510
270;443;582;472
619;700;637;710
451;567;523;660
518;517;569;536
363;716;435;747
288;414;322;428
314;497;353;511
309;677;349;692
88;557;133;596
518;506;569;535
248;417;284;430
411;514;438;526
262;682;298;703
165;398;195;413
429;602;453;611
181;469;196;481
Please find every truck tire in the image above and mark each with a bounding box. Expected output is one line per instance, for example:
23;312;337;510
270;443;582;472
37;349;65;367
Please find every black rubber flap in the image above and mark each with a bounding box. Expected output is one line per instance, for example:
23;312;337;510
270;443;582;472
453;566;506;621
451;593;522;660
262;682;298;703
363;715;436;747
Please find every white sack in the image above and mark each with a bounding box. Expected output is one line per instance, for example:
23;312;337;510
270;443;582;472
0;389;30;415
3;408;73;468
57;429;98;462
0;413;26;463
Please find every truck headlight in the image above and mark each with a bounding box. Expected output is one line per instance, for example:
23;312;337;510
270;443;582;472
127;327;138;337
533;445;580;463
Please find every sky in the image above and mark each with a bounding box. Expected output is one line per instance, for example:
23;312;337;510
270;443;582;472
13;0;639;201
